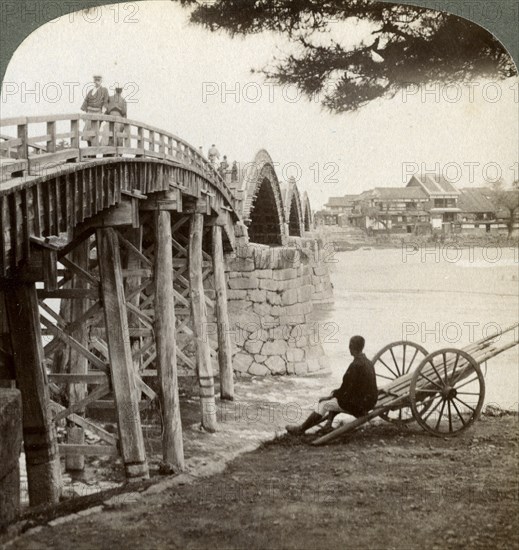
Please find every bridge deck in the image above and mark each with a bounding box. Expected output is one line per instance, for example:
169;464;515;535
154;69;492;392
0;113;240;278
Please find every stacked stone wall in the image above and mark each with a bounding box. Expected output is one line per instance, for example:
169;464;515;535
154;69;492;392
226;226;334;377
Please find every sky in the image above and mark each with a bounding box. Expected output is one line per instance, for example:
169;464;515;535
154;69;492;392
1;1;518;209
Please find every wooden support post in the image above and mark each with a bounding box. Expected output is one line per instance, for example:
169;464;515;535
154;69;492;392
0;290;14;386
66;239;89;471
154;210;184;470
96;228;149;480
4;282;61;506
211;225;234;400
189;213;217;432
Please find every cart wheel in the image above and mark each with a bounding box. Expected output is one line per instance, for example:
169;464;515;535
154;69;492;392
409;348;485;437
372;341;429;424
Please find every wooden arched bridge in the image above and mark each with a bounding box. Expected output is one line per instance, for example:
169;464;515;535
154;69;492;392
0;113;314;507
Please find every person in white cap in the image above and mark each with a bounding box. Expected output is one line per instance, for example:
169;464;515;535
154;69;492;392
81;75;109;146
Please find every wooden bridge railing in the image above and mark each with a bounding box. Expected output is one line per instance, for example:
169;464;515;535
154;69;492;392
0;113;235;208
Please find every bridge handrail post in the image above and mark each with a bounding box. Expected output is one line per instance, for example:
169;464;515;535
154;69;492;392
167;136;173;158
17;120;28;159
123;121;131;149
137;126;144;153
46;120;56;153
107;120;115;148
159;133;166;158
70;117;80;149
148;129;155;156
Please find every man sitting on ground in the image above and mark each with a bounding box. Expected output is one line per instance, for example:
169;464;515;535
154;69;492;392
286;335;378;435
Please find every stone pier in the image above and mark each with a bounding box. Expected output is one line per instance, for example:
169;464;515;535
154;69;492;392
226;223;333;377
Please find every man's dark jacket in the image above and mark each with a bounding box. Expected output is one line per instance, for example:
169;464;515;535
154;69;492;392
332;353;378;417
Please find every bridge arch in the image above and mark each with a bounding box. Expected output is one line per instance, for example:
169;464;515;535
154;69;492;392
302;191;313;232
241;150;285;246
282;177;304;237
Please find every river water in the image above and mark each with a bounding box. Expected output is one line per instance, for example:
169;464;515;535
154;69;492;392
312;245;519;411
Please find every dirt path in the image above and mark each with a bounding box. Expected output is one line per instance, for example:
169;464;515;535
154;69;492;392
4;413;518;550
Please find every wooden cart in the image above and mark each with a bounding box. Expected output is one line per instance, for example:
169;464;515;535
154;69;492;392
312;323;519;446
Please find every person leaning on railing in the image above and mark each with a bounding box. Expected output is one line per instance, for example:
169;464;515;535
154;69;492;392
81;74;109;146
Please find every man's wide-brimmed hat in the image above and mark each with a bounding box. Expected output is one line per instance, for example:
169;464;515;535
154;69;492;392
93;75;102;79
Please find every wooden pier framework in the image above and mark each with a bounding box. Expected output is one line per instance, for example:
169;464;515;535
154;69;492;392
0;114;240;506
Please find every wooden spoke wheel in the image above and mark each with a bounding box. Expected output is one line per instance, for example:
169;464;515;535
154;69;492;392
372;341;429;424
409;348;485;437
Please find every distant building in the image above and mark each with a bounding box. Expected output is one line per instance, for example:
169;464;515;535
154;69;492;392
352;187;430;234
406;174;460;231
458;187;496;226
324;195;358;216
314;209;339;226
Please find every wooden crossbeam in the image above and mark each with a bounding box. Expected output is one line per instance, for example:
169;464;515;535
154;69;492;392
56;229;95;260
132;339;155;364
60;256;100;287
53;383;111;422
39;300;68;328
40;315;108;371
50;400;117;446
59;444;118;457
171;215;190;233
125;301;154;328
177;347;196;370
90;334;156;401
43;301;103;357
48;373;108;384
117;231;153;268
38;288;98;300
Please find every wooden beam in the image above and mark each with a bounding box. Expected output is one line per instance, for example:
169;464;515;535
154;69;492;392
48;373;108;384
4;282;61;506
53;383;111;422
189;213;217;432
154;209;185;470
96;227;149;480
66;239;90;471
40;316;107;372
59;444;118;457
37;288;98;300
212;225;234;400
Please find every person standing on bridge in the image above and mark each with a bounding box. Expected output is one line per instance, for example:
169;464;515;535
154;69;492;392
81;75;109;146
104;87;127;146
231;160;238;183
208;144;220;165
219;155;229;178
286;335;378;435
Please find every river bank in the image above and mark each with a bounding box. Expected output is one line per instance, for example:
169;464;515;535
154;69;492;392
3;410;517;550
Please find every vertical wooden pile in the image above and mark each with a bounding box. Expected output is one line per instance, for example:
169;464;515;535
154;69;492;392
154;209;184;470
4;282;62;505
96;228;148;479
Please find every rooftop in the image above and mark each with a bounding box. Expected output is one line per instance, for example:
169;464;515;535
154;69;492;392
407;174;460;196
355;187;428;201
458;187;496;213
324;195;358;207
